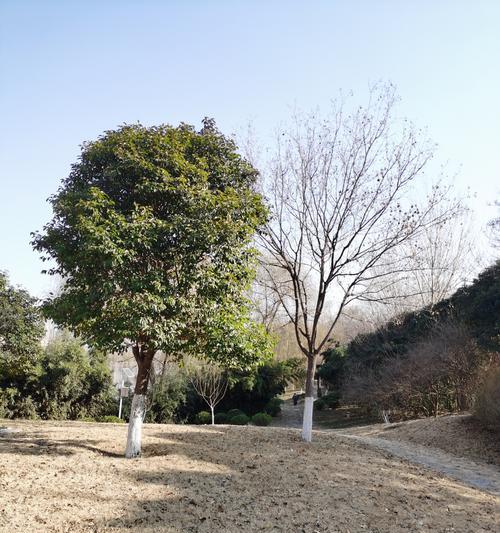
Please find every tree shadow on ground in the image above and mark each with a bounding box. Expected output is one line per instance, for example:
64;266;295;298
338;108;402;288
0;432;122;457
95;426;499;533
2;423;497;532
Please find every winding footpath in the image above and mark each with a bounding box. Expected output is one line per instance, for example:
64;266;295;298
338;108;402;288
273;400;500;496
336;432;500;496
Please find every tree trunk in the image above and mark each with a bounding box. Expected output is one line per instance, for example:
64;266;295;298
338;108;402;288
125;346;155;458
210;405;215;426
125;393;146;458
301;355;317;443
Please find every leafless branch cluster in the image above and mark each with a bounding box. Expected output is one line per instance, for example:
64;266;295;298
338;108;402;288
487;200;500;250
359;206;477;325
259;85;463;373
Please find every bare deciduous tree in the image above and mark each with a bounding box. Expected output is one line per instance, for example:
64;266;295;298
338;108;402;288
259;85;462;441
188;361;228;425
487;200;500;250
252;261;287;334
361;207;476;325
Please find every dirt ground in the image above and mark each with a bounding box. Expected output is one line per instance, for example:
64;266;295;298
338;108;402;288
0;420;498;532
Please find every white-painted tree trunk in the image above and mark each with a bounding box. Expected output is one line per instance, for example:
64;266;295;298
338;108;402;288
125;394;146;458
301;396;314;442
210;405;215;425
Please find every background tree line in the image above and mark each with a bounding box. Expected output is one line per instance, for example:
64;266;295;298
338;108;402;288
0;272;115;420
0;271;302;423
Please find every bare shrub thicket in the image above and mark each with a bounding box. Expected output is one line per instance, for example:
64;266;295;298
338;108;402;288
474;358;500;432
344;323;490;419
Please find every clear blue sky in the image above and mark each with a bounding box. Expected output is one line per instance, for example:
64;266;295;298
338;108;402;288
1;0;499;297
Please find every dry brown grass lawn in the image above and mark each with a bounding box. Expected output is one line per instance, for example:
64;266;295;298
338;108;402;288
0;419;498;532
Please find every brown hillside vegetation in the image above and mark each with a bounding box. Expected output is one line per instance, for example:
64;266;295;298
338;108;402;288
0;420;498;532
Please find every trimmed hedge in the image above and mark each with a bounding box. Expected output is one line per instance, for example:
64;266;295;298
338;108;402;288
251;412;272;426
97;415;125;423
214;412;228;424
229;414;249;425
227;408;245;418
195;411;212;424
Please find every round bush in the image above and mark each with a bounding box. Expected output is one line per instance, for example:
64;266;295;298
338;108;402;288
214;412;228;424
229;414;249;425
322;392;340;409
79;416;96;422
314;398;326;411
227;408;245;419
251;412;273;426
195;411;212;424
264;397;283;417
97;415;125;423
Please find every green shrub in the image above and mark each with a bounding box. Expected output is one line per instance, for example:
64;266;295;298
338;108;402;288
97;415;125;423
322;392;340;409
227;408;245;419
214;412;228;424
79;416;96;422
314;398;326;411
0;388;38;419
195;411;212;424
229;414;249;425
251;412;272;426
145;365;188;423
264;397;283;417
474;363;500;432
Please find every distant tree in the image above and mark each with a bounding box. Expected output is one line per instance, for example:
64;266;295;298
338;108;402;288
32;120;272;457
144;362;188;424
37;331;114;420
0;272;44;389
259;85;462;441
317;344;346;392
219;357;305;415
188;360;228;425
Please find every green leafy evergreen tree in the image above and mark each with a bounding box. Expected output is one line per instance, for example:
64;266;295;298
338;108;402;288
32;119;272;457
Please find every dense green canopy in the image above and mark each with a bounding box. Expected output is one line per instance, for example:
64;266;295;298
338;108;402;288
32;120;272;367
0;272;44;385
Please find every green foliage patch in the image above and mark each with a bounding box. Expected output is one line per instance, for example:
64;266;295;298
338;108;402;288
214;412;229;424
228;413;249;425
251;412;272;426
195;411;212;424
